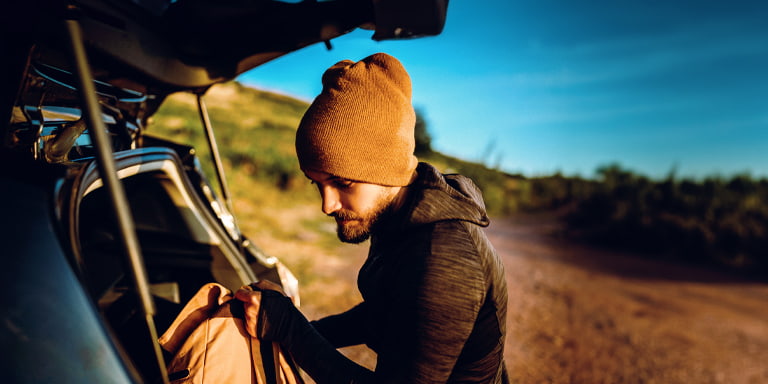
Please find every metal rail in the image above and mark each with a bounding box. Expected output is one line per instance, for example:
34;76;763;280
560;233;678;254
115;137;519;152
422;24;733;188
65;15;169;384
197;94;235;213
197;94;244;253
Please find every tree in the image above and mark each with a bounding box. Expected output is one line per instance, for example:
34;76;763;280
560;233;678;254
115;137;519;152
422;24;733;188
414;107;432;155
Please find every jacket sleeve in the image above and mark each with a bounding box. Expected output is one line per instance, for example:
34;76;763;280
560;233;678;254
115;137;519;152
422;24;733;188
311;302;369;348
257;291;376;383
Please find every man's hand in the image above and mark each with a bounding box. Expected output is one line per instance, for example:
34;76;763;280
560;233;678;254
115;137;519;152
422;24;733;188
235;280;285;338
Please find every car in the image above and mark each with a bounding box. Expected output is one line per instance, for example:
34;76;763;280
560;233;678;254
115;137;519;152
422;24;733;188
0;0;447;382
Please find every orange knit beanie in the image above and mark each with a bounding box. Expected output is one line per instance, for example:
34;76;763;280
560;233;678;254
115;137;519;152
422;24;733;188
295;52;418;187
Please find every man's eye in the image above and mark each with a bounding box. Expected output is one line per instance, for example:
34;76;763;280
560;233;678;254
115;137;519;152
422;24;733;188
334;179;353;188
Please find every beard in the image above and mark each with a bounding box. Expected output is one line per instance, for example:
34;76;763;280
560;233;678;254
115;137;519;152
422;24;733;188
332;193;395;244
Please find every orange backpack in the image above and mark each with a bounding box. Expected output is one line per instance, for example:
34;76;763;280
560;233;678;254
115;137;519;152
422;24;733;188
159;283;304;384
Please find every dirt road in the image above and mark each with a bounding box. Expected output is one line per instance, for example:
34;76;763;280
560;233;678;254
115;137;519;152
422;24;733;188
488;214;768;384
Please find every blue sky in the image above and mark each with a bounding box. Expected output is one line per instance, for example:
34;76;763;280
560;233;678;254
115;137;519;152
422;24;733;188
238;0;768;180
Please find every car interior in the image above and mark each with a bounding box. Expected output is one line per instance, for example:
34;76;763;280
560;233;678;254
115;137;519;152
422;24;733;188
72;147;261;376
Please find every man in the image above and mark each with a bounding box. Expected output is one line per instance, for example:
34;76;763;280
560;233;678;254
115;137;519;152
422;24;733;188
236;52;508;383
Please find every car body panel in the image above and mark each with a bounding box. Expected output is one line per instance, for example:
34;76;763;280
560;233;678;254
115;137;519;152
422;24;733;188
0;172;139;384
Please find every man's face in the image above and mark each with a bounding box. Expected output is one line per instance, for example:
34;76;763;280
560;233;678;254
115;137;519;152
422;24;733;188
304;169;402;243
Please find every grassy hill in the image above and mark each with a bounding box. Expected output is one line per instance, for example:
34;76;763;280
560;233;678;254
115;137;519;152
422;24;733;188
148;81;768;277
147;81;531;216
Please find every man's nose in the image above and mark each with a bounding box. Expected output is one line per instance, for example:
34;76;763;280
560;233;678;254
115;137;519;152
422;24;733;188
320;187;342;215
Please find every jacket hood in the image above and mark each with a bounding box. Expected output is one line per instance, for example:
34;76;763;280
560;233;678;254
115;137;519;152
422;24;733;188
406;162;490;227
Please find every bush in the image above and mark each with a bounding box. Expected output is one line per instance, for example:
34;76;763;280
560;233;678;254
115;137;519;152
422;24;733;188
562;165;768;273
